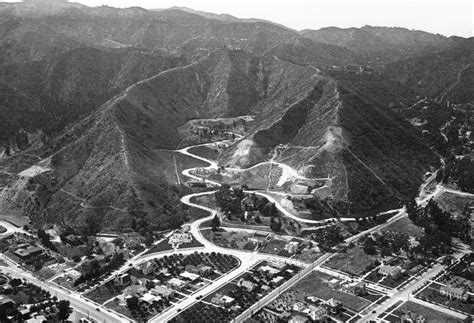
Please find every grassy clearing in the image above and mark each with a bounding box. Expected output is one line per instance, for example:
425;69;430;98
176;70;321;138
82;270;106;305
435;191;474;218
84;281;123;304
293;271;371;312
384;216;424;238
201;228;256;251
325;246;378;277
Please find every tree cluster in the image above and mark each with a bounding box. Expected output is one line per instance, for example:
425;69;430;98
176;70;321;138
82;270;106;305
37;229;57;251
73;252;125;286
407;199;471;243
311;225;344;249
360;231;410;256
437;155;474;193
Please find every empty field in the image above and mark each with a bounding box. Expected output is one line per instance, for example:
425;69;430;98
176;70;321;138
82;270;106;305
325;246;378;277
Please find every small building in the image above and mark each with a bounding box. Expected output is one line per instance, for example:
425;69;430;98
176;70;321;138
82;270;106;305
238;279;256;291
167;277;187;290
179;271;200;282
344;281;366;296
151;285;175;298
65;269;82;283
307;305;327;321
379;265;403;279
327;278;340;289
219;295;235;306
63;234;83;247
13;244;43;260
400;311;426;323
259;265;280;277
324;298;342;315
293;302;307;312
139;261;155;275
271;276;285;286
440;285;469;301
198;265;213;275
140;292;161;304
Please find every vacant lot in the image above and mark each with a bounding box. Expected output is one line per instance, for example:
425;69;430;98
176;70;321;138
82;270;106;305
384;216;424;238
201;228;254;250
84;280;123;304
293;271;371;312
325;246;378;277
435;191;474;218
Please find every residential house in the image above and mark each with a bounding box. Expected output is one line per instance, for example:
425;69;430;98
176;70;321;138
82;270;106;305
440;276;473;301
400;311;427;323
198;265;213;276
219;295;235;306
151;285;175;298
238;279;257;291
327;278;340;289
271;276;285;286
65;269;82;283
293;302;307;312
179;271;200;282
63;234;83;247
13;244;43;260
307;305;327;321
259;265;280;277
379;265;403;279
343;281;366;296
324;298;342;315
139;261;155;275
167;277;187;290
440;285;469;301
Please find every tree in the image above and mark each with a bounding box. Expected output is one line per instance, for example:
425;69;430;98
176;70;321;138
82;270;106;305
270;216;281;231
57;300;71;321
443;255;454;266
126;296;139;310
380;247;392;258
212;214;221;231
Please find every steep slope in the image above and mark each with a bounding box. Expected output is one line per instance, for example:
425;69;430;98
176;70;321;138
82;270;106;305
0;46;183;145
382;38;474;103
0;49;266;231
222;66;439;217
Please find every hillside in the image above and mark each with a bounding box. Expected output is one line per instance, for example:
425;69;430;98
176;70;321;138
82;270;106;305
0;2;463;232
301;26;450;64
221;67;438;217
382;38;474;104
